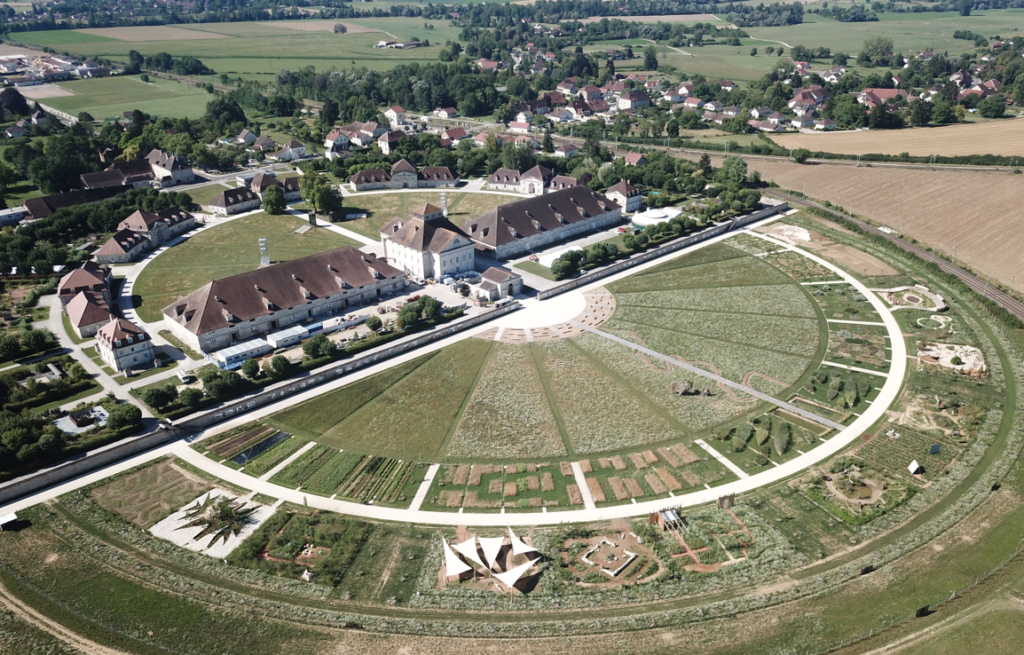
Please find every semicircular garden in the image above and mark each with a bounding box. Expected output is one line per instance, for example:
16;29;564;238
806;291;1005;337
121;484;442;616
191;233;901;514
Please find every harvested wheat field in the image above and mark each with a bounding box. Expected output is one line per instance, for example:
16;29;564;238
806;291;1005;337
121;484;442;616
76;26;229;40
742;158;1024;288
262;20;380;33
771;119;1024;158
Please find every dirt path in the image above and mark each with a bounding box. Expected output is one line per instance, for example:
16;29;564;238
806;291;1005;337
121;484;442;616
373;542;402;600
0;578;128;655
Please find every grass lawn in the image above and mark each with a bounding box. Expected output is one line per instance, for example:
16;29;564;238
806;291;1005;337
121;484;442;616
341;190;519;239
268;341;493;459
158;330;203;360
513;260;557;281
132;212;361;323
186;182;233;209
62;313;89;345
40;76;215;121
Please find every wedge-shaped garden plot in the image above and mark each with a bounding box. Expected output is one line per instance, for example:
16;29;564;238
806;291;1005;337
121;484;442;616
448;343;567;460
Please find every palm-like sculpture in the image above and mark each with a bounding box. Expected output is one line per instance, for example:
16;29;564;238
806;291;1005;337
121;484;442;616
177;495;256;545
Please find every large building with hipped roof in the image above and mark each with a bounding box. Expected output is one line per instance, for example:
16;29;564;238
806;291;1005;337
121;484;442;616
379;203;476;280
349;159;458;192
162;247;405;353
95;208;195;264
462;186;621;259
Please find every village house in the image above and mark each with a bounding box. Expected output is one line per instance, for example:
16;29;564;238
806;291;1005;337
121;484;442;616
379;204;476;280
377;130;405;155
267;139;306;162
553;143;578;158
856;88;910;108
462;186;622;259
622;153;647;167
384;105;406;128
434;106;458;119
618;90;651;110
96;318;154;372
163;248;405;353
324;127;351;149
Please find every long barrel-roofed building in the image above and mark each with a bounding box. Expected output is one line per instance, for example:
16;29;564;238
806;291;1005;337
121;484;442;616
162;247;405;353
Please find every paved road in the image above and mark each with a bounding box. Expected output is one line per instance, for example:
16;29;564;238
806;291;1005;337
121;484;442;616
768;190;1024;322
0;220;908;526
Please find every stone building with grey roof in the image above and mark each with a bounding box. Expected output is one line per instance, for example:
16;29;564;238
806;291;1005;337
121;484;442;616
463;186;621;259
379;204;476;280
162;247;405;353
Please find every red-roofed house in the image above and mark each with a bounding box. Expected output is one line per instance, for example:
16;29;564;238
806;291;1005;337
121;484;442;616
623;152;647;167
384;105;406;128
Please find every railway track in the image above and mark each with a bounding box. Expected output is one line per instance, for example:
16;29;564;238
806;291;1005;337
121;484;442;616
765;190;1024;322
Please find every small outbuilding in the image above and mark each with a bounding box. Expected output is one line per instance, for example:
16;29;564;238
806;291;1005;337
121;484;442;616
0;512;18;531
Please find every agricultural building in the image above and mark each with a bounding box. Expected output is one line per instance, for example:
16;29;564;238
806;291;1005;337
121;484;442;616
463;186;621;259
162;247;404;353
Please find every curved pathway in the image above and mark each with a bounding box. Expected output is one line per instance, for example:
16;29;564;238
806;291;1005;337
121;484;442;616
2;215;907;526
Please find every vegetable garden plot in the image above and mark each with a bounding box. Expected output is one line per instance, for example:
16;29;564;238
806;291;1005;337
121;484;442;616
208;425;277;459
334;456;418;505
301;451;364;496
235;433;294;471
797;368;880;418
856;428;960;484
827;325;891;371
270;444;336;488
447;343;566;460
811;286;881;322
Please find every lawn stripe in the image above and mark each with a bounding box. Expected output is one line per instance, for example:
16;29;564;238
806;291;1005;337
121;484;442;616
608;316;818;361
438;341;496;458
611;300;817;321
564;337;691;437
314;351;441;441
529;343;576;458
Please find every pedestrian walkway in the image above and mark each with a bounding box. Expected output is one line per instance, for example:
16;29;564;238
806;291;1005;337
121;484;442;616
409;463;439;511
694;439;750;479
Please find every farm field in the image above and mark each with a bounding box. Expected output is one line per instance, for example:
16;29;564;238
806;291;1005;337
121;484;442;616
771;119;1024;158
132;211;360;323
40;76;214;120
341;190;519;239
745;9;1024;56
736;159;1024;290
11;19;455;80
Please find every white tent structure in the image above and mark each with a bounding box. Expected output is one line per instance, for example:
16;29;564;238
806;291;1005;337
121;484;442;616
631;206;682;227
493;557;540;591
452;537;486;568
442;538;473;577
508;527;538;556
478;536;505;570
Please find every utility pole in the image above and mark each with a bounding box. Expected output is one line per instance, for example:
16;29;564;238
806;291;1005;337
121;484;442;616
1010;275;1016;295
953;246;957;265
984;275;990;297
